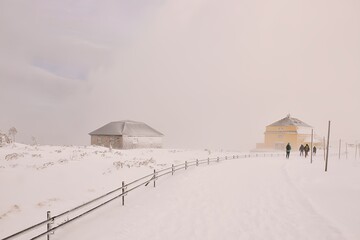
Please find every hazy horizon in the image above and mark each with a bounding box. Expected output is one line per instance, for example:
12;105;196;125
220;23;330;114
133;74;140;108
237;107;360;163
1;0;359;150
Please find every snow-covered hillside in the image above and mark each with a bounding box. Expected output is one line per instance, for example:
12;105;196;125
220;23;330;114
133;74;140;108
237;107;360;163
0;144;359;240
0;144;236;239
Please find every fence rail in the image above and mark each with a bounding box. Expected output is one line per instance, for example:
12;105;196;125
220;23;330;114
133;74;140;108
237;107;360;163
1;152;283;240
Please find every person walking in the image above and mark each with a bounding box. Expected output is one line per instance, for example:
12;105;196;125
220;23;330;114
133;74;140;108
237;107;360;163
299;144;305;156
286;143;291;159
313;146;317;156
304;144;310;158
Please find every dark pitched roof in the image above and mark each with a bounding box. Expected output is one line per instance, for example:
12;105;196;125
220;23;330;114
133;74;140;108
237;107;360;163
267;115;311;128
89;120;164;137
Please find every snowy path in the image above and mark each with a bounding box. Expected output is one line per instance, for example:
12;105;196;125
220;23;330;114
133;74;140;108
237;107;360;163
54;157;348;240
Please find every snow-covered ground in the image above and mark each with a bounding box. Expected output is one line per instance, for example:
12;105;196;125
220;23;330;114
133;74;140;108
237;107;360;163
0;144;359;240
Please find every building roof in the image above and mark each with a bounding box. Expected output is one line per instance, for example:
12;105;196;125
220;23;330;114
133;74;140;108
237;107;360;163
267;115;312;128
89;120;164;137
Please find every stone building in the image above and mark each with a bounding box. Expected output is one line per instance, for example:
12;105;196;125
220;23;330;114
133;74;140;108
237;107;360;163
89;120;163;149
256;115;321;150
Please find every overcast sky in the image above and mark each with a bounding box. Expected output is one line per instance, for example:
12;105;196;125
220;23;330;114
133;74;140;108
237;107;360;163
1;0;359;150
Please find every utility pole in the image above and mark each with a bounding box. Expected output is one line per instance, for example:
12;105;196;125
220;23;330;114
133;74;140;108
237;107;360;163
325;121;331;172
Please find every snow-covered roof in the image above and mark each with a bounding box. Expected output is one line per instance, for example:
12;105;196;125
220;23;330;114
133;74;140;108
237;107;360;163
267;115;311;128
89;120;164;137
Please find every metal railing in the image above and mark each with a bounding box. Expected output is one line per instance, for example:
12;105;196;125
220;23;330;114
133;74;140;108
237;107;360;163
1;152;282;240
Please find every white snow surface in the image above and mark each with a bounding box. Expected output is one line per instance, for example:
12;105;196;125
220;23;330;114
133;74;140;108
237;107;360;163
0;144;359;240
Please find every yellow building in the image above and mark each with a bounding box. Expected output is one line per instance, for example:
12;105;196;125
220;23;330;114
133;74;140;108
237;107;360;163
257;115;319;150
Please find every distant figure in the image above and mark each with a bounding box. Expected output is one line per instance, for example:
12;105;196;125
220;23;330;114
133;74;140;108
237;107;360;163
313;146;317;156
286;143;291;159
299;144;305;156
304;144;310;158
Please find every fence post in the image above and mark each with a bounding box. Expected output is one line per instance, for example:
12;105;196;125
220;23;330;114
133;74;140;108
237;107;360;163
47;211;51;240
346;143;348;159
196;159;199;166
185;161;187;170
172;164;174;175
122;181;125;206
153;169;156;188
339;139;341;159
225;156;227;160
355;144;358;160
208;157;210;165
325;121;331;172
217;157;219;162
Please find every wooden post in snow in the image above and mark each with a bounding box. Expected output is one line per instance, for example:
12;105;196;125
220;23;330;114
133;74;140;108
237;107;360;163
310;129;314;164
339;139;341;159
356;144;358;160
325;121;331;172
122;181;125;206
346;143;348;159
153;169;156;188
47;211;52;240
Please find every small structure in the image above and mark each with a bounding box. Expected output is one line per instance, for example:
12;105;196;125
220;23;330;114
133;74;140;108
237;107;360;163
256;115;320;150
89;120;164;149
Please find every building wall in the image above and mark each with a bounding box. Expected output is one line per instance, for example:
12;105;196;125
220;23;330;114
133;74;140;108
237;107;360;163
264;125;309;150
296;134;309;148
91;135;123;149
91;135;162;149
122;136;162;149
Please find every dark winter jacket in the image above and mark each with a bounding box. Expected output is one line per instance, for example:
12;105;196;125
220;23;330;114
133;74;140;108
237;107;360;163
286;144;291;152
304;144;310;152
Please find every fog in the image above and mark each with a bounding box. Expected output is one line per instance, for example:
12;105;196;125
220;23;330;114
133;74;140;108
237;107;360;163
1;0;359;150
